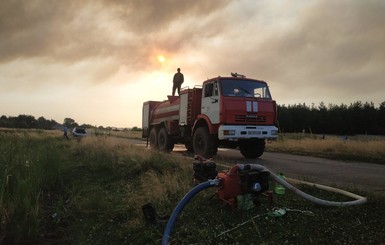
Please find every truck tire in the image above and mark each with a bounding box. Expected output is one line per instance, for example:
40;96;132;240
193;127;217;157
184;142;193;152
158;127;174;152
239;139;265;158
149;127;158;150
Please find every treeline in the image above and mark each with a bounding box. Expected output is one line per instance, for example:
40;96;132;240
278;101;385;135
0;115;58;130
2;100;385;135
0;115;94;130
0;115;132;131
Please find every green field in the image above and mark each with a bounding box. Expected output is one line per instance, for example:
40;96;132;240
0;129;384;244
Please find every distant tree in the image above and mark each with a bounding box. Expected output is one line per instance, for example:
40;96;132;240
37;116;48;129
131;126;142;131
36;116;58;130
63;118;78;128
377;101;385;134
0;115;11;128
14;115;36;128
80;123;94;128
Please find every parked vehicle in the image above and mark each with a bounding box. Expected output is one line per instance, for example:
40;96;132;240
72;127;87;137
142;73;278;158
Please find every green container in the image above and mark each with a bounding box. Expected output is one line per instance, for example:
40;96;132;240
274;173;286;195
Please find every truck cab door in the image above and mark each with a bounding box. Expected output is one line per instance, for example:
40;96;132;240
201;80;220;124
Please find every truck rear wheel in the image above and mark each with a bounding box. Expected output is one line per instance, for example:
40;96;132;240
149;128;158;150
239;139;265;158
184;142;193;152
158;127;174;152
193;127;217;157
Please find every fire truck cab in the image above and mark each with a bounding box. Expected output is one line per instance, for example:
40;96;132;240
142;73;278;158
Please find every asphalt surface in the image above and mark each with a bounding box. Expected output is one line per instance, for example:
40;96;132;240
131;139;385;196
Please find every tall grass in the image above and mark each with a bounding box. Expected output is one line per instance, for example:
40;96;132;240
267;133;385;164
42;135;192;244
0;130;188;243
0;132;62;243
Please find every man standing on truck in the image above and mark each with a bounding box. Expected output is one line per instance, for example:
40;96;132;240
172;68;184;96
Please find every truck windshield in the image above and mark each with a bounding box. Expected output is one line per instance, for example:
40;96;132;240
219;79;271;99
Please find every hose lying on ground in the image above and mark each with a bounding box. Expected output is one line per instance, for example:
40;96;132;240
283;177;368;206
162;179;220;245
162;164;367;244
240;164;367;207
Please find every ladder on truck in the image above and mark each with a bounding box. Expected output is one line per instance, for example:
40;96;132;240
186;87;203;125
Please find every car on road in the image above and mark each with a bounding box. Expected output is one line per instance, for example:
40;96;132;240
72;127;87;137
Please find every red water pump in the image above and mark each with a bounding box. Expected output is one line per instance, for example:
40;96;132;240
193;156;270;209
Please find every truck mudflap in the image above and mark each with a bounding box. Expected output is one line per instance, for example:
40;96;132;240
218;125;278;140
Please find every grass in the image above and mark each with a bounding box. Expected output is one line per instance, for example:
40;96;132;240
267;133;385;164
0;130;384;244
0;130;63;243
113;130;144;140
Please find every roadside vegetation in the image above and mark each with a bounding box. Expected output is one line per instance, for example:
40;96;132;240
267;133;385;164
1;129;384;244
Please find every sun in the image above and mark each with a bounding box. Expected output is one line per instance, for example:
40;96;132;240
157;55;166;63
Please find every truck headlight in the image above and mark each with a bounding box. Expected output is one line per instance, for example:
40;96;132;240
223;130;236;136
271;130;278;135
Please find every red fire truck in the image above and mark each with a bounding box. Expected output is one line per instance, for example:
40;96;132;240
142;73;278;158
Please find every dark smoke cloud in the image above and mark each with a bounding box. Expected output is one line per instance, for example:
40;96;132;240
205;0;385;103
0;0;384;105
0;0;232;67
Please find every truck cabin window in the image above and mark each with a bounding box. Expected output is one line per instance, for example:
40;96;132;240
220;79;271;99
204;83;214;97
204;81;219;97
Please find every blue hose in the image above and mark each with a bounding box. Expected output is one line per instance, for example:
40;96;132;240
162;179;219;245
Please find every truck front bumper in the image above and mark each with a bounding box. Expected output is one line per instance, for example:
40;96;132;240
218;125;278;140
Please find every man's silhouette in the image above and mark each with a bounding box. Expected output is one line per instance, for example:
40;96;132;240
172;68;184;96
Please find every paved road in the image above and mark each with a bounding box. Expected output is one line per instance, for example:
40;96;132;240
130;139;385;195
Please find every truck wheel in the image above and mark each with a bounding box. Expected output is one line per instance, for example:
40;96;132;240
184;142;193;152
158;127;174;152
239;139;265;158
193;127;217;157
149;128;158;150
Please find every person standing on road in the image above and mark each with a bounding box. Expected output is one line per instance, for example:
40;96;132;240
172;68;184;96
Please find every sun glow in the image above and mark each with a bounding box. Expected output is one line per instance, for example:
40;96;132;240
157;55;166;63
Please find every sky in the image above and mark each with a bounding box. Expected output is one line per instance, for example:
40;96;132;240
1;0;384;128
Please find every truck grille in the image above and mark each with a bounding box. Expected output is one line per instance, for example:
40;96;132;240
235;115;267;123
